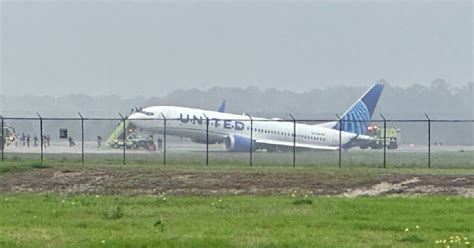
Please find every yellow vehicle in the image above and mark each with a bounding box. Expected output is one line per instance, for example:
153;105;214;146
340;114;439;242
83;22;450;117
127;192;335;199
106;121;153;150
360;124;401;150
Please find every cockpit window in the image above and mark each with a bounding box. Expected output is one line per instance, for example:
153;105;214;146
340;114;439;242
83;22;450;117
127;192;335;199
139;110;154;116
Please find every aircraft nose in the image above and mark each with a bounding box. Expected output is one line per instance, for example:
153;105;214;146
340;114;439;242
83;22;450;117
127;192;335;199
128;113;146;120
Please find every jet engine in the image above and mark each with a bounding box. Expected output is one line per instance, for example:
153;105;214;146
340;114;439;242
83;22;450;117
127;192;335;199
224;134;256;152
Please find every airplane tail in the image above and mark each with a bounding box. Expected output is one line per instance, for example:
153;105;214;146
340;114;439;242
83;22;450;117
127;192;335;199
335;83;384;135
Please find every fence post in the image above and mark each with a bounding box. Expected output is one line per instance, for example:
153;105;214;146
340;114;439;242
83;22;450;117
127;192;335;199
289;113;296;167
119;113;126;165
78;113;85;165
336;114;342;168
1;115;4;162
160;113;167;165
380;114;387;168
425;113;431;169
245;113;253;167
36;113;43;163
203;113;209;166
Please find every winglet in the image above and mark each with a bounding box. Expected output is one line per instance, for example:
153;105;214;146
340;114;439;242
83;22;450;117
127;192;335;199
217;100;226;113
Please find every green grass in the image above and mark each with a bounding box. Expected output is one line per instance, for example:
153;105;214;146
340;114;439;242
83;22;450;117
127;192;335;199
0;194;472;247
0;155;473;181
0;157;472;247
2;149;474;169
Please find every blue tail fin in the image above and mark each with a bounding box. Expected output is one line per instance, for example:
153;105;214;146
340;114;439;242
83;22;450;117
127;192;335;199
335;83;384;135
217;100;226;113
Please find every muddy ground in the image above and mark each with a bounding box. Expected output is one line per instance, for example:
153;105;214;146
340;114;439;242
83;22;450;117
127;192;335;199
0;167;473;197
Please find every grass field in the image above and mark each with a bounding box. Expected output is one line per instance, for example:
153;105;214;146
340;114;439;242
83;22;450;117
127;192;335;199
0;194;472;248
2;148;474;168
0;157;473;247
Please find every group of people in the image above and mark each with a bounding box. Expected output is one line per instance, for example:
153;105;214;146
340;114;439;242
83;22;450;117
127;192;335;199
15;133;50;148
147;136;163;152
13;132;163;151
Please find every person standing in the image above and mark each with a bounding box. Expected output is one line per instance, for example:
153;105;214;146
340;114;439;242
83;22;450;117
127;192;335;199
26;135;30;148
33;135;38;147
21;133;25;147
97;136;102;148
157;137;163;151
46;134;51;147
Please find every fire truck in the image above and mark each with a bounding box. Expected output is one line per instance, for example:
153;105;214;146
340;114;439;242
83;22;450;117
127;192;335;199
359;124;400;150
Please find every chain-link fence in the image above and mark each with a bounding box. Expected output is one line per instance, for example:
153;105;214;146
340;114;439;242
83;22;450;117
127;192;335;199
1;115;473;168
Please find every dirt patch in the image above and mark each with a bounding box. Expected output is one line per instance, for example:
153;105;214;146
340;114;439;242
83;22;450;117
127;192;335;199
343;177;422;197
0;168;472;196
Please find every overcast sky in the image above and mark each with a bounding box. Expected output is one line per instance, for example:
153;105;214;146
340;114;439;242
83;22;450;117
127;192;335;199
1;1;472;97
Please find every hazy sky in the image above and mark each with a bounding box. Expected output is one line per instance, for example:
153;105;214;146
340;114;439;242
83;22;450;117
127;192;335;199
1;1;472;97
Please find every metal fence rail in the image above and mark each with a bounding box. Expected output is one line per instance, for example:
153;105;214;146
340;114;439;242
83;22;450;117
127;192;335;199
0;114;473;168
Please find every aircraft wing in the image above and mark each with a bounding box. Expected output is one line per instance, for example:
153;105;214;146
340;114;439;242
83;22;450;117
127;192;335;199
255;139;339;151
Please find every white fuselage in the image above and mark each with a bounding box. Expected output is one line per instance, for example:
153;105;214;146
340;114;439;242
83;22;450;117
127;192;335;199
128;106;359;149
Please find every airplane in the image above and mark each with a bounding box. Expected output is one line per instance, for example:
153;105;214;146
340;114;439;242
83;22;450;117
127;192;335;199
127;83;384;152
